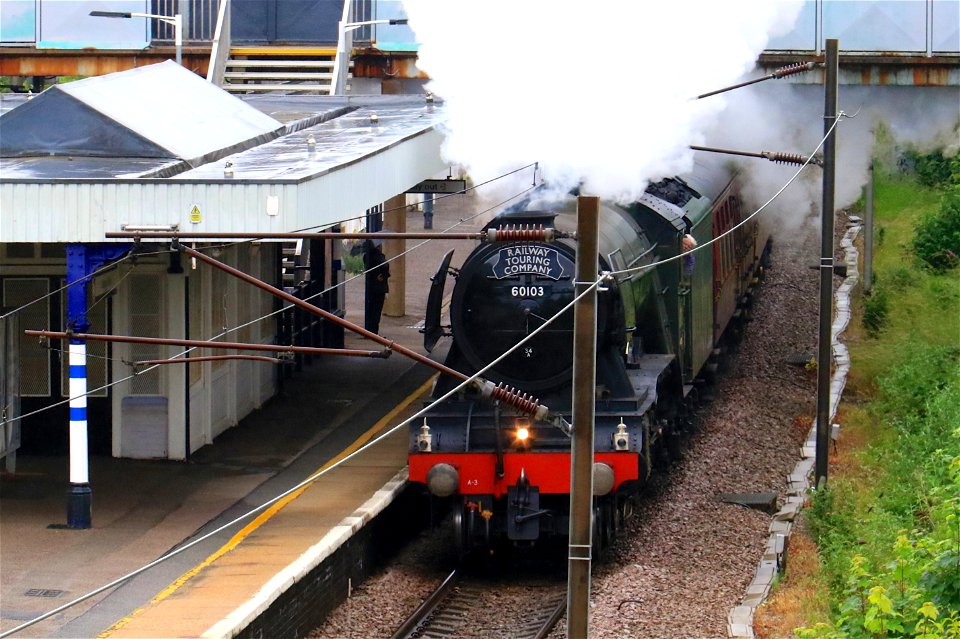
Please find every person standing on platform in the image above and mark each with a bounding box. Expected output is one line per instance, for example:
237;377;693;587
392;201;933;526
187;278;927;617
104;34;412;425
362;239;390;334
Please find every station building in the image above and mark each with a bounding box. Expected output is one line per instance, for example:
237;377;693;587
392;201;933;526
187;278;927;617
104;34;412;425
0;62;445;463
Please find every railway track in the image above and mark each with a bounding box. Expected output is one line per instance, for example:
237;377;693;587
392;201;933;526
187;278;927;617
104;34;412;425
390;569;566;639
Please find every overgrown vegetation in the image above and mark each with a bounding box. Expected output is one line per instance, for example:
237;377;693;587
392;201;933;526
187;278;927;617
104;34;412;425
913;179;960;273
799;345;960;638
782;152;960;639
861;289;889;338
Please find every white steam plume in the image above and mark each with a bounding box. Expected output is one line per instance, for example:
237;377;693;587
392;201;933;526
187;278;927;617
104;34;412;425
707;83;960;233
403;0;803;201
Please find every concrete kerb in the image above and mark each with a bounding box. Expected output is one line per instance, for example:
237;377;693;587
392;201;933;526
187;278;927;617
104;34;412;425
727;219;862;638
200;469;409;639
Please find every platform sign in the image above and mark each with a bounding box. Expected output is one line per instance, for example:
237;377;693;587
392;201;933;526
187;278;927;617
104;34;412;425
407;179;466;194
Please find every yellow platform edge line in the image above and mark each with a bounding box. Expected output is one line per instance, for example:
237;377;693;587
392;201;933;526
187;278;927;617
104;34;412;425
98;374;437;638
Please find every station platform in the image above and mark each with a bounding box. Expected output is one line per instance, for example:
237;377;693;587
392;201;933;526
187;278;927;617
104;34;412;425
0;193;488;638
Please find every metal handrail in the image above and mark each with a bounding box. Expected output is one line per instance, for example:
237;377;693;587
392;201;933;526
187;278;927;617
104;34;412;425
150;0;220;43
206;0;231;84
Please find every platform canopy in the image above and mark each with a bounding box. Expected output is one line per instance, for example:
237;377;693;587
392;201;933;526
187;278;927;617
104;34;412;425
0;65;447;243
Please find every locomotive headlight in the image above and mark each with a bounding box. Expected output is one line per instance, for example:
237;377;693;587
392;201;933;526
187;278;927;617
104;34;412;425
513;419;532;448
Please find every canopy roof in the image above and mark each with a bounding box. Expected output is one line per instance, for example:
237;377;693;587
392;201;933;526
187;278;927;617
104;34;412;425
0;61;283;164
0;80;447;243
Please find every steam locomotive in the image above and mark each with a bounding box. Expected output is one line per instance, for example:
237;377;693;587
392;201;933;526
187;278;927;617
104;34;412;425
409;155;769;555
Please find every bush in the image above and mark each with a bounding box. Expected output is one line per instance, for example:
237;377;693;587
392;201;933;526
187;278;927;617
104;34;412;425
914;185;960;273
341;240;364;275
863;289;890;338
905;150;957;188
798;347;960;639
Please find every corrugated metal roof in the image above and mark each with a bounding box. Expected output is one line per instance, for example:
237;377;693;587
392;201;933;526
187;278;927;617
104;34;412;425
179;104;442;182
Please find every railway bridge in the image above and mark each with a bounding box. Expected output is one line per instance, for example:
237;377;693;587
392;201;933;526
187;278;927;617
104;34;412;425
0;0;958;93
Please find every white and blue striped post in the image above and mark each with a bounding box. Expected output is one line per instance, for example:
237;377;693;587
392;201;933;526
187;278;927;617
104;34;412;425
65;243;131;529
66;243;93;529
67;340;92;528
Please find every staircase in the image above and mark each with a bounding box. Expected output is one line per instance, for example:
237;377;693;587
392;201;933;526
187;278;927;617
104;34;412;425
281;240;307;288
222;47;340;94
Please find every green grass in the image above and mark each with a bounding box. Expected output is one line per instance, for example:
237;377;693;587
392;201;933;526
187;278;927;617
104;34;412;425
794;166;960;639
847;174;960;396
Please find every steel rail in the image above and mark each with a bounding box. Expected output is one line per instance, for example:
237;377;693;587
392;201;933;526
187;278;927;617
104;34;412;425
25;330;388;359
389;569;460;639
536;597;568;639
390;569;565;639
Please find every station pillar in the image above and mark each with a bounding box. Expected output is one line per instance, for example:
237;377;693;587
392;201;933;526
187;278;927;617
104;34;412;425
383;194;407;318
64;243;131;529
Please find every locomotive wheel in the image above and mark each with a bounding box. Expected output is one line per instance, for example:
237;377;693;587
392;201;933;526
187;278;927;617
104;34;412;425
601;497;617;547
453;504;470;560
592;505;605;560
665;423;685;462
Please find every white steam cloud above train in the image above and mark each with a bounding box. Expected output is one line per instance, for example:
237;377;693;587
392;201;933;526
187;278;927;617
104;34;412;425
715;84;960;230
402;1;804;201
403;2;959;230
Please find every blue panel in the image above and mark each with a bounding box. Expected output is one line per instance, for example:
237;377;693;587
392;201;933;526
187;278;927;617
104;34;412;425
0;0;35;43
66;244;133;336
38;0;149;50
232;0;339;44
70;407;87;421
274;0;339;43
231;0;272;42
70;365;86;378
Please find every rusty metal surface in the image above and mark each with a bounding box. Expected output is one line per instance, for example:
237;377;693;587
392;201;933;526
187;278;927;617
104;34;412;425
757;52;960;85
0;47;211;77
353;49;428;80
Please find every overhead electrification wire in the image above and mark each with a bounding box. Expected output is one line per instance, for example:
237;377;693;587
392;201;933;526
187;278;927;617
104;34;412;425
0;248;169;322
178;162;542;255
0;180;539;430
610;112;846;279
1;119;843;634
0;255;598;639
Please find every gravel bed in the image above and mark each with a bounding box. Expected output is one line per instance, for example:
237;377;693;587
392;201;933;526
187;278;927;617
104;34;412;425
311;216;823;639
